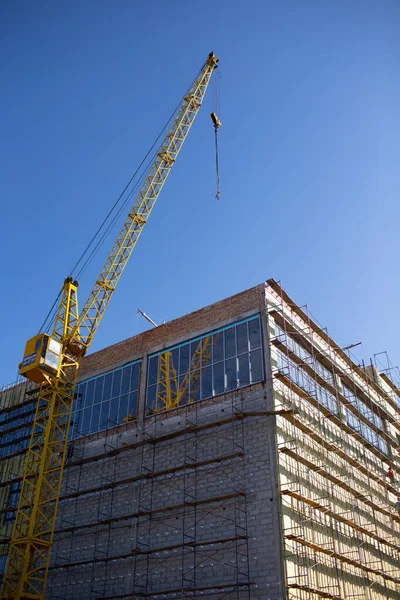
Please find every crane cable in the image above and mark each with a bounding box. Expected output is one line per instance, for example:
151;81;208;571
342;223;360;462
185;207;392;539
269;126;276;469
214;126;220;200
39;60;208;334
211;68;222;200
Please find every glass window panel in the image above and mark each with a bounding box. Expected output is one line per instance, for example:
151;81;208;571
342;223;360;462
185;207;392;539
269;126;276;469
81;408;91;436
213;332;224;363
112;370;121;399
190;370;201;403
201;365;213;399
249;317;261;349
72;410;82;433
103;373;113;401
147;385;157;411
109;397;119;424
238;354;250;387
213;362;225;395
131;363;140;390
225;357;237;391
148;356;159;386
236;323;248;355
119;394;129;422
99;401;110;429
90;403;101;434
171;348;179;372
190;341;200;367
121;366;131;395
158;353;170;382
343;384;354;399
250;349;263;383
225;328;236;359
201;337;212;368
85;380;95;408
128;391;138;416
178;376;189;406
94;377;104;404
76;383;86;411
145;316;262;410
179;344;190;375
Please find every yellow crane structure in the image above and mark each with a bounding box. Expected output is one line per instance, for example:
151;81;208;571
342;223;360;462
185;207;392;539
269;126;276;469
1;51;219;600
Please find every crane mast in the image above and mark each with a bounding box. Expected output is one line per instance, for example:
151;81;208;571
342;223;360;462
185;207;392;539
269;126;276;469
1;51;219;600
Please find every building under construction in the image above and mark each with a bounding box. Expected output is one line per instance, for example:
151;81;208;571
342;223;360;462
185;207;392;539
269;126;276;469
0;279;399;599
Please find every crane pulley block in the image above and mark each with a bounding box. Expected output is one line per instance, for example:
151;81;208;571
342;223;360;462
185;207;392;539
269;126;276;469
210;112;222;129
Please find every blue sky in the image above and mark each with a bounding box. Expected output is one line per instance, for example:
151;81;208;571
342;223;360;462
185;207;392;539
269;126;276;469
1;0;399;384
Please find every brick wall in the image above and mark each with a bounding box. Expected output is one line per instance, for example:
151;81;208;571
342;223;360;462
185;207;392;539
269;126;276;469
47;386;284;600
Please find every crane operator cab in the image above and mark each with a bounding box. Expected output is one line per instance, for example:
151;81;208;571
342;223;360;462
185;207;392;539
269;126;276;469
19;334;62;384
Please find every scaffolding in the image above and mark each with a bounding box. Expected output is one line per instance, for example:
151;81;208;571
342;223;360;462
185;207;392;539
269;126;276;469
1;279;399;599
266;279;400;600
0;380;39;573
43;385;281;599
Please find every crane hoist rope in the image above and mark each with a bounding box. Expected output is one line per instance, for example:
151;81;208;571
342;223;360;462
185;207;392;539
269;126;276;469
211;112;222;200
1;51;219;600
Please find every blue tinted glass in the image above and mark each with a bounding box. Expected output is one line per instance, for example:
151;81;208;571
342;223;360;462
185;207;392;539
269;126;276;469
109;398;119;424
213;332;224;363
131;363;140;390
236;322;248;355
103;373;113;401
99;401;110;429
147;385;157;411
146;316;263;411
201;366;212;399
249;318;261;350
70;360;141;439
179;345;190;374
119;394;128;422
112;370;121;399
85;380;95;408
128;391;138;416
225;357;237;391
213;361;225;395
121;366;131;395
94;377;104;403
238;354;250;387
190;370;201;402
81;408;91;436
225;328;236;359
148;357;159;386
90;403;101;433
250;349;263;383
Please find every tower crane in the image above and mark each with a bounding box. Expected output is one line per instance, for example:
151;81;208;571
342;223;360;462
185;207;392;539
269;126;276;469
1;51;219;600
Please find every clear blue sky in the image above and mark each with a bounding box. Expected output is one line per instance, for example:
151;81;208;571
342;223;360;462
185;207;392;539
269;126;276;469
1;0;399;385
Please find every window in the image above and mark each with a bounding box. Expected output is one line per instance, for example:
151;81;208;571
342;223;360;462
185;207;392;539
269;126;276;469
71;360;141;439
342;384;384;431
4;481;21;525
346;409;389;456
274;324;333;384
146;315;263;412
275;349;339;415
0;553;7;584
